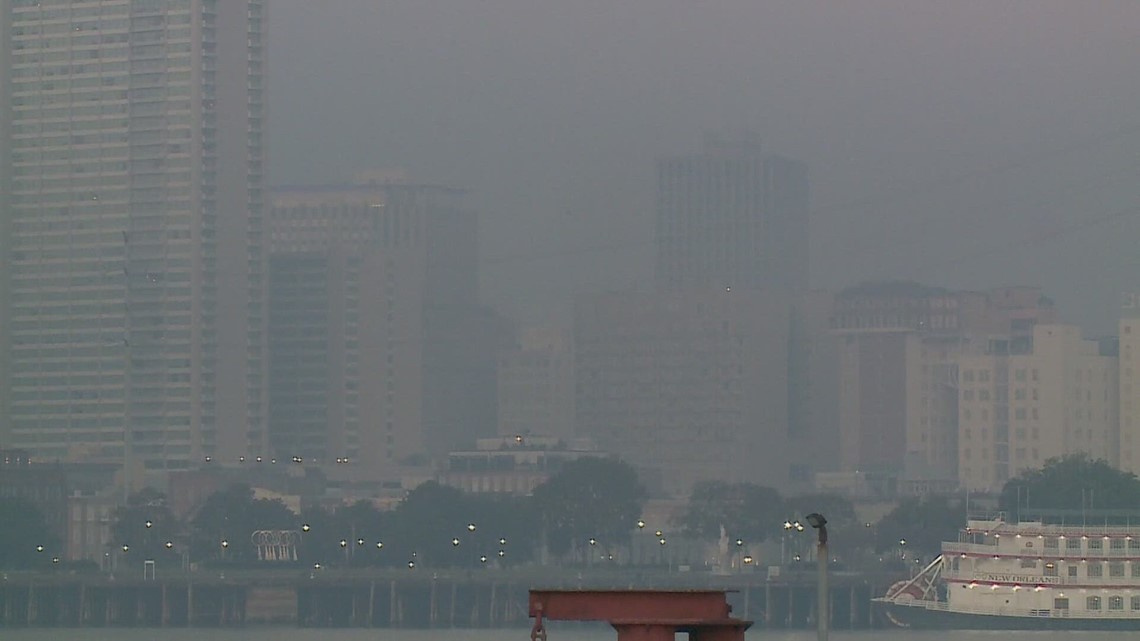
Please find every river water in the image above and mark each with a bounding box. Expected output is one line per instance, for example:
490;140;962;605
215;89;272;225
3;629;1139;641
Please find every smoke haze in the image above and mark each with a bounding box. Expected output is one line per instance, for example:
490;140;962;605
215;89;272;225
270;0;1140;332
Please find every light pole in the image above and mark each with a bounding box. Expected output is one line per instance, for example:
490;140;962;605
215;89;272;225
805;513;828;641
467;523;477;568
636;520;646;565
782;520;793;565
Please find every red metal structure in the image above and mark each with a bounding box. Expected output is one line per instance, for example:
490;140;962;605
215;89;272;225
529;589;752;641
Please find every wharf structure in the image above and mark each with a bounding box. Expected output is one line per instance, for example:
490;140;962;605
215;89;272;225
0;569;891;629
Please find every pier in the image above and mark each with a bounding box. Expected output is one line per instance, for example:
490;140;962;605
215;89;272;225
0;568;894;628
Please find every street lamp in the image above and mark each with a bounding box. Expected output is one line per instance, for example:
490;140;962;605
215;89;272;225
466;523;477;567
805;513;829;641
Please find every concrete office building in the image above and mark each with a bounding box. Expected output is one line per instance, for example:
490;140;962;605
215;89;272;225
957;324;1118;493
574;289;792;496
832;283;1056;487
269;181;509;475
1120;293;1140;473
0;0;268;477
496;326;574;440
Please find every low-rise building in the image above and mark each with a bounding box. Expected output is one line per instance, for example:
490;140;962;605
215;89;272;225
439;435;605;495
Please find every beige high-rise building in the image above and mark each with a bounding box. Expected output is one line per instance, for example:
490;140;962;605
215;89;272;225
0;0;268;474
957;324;1118;493
1117;294;1140;472
269;182;508;474
497;327;574;439
574;288;792;495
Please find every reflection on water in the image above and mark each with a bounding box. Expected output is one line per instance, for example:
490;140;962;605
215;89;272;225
2;629;1139;641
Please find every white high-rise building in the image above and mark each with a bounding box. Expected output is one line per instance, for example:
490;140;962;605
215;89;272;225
0;0;268;476
957;325;1118;492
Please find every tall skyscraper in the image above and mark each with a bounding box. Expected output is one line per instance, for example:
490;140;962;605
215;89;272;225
655;136;809;293
0;1;267;476
268;181;510;475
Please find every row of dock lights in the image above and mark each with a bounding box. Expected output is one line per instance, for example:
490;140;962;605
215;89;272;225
202;456;353;464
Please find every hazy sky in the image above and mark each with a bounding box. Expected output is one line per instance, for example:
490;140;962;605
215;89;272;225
270;1;1140;333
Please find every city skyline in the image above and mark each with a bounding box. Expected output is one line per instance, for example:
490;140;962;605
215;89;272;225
2;0;1140;510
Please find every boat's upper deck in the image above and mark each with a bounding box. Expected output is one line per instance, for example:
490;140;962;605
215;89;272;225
948;511;1140;558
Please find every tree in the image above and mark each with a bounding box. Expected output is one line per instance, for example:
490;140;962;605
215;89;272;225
1000;454;1140;518
190;484;297;563
110;488;180;563
674;481;785;543
531;457;647;558
389;481;480;568
875;494;966;558
0;497;56;569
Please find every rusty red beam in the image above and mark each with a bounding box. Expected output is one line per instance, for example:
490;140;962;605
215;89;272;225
529;589;734;621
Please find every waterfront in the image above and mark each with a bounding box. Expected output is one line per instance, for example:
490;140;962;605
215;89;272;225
4;630;1140;641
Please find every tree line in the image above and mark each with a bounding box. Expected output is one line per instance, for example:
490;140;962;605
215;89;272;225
4;453;1138;570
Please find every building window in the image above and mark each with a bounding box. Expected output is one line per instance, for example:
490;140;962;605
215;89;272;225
1111;563;1125;577
1087;596;1101;610
1110;596;1125;610
1067;538;1081;550
1069;566;1078;577
1089;564;1103;577
1044;562;1058;577
1044;537;1059;549
1054;597;1069;610
1132;595;1140;610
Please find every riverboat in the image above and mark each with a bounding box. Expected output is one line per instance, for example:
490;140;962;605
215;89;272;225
875;511;1140;629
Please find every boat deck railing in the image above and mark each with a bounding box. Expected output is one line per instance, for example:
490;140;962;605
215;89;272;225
882;598;1140;619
